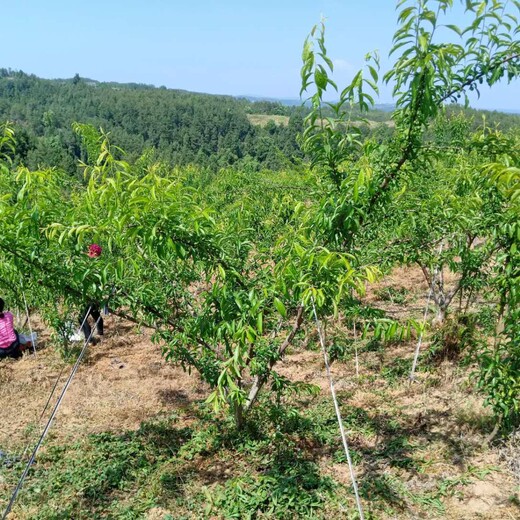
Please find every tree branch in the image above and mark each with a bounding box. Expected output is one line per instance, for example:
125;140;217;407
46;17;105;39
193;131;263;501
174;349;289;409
244;304;305;412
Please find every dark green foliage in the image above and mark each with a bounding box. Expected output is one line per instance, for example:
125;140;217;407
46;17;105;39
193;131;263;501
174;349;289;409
0;407;351;519
0;70;305;173
374;286;409;305
426;314;479;363
210;462;336;519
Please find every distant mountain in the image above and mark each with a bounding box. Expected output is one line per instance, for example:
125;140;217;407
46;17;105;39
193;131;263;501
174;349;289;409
238;95;304;107
374;103;396;112
239;94;520;116
238;95;398;113
0;69;306;173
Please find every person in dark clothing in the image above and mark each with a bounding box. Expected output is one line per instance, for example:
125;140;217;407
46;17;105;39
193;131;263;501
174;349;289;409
78;303;104;343
0;298;23;359
78;243;105;344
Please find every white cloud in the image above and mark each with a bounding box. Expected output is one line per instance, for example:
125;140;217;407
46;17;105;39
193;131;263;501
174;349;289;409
333;58;354;71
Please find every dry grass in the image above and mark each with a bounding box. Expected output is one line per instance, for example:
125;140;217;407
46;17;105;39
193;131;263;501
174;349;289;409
499;429;520;483
246;114;289;127
0;315;209;452
1;264;519;519
276;345;519;519
274;265;519;519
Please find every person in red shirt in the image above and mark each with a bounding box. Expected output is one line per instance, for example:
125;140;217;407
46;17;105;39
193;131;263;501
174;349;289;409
0;298;23;359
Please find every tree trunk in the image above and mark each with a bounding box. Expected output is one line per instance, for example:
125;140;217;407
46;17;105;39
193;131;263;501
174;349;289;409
234;402;245;430
244;305;304;413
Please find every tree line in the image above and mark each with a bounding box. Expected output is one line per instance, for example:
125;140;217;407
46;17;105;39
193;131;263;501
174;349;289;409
1;68;517;178
0;69;306;173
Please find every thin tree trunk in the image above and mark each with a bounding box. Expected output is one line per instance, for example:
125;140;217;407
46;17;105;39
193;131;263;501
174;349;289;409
354;320;359;378
234;399;245;429
244;305;304;413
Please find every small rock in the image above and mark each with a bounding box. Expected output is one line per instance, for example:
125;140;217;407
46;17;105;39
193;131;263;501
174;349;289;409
110;358;126;369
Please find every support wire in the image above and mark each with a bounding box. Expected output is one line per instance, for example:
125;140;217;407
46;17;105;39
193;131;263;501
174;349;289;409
409;242;444;381
21;286;36;356
2;313;99;520
311;298;365;520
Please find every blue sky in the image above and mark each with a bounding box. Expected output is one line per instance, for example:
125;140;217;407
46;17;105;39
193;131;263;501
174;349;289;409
3;0;519;110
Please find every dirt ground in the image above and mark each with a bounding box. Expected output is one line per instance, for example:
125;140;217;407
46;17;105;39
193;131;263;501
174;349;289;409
0;315;210;450
1;265;519;519
277;350;519;519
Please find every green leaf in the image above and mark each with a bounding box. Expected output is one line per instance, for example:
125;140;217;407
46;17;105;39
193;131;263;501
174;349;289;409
273;297;287;318
445;24;462;36
315;69;328;89
422;9;437;27
257;313;263;335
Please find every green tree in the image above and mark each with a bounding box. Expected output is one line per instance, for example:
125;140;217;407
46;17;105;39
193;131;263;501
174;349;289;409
299;1;520;428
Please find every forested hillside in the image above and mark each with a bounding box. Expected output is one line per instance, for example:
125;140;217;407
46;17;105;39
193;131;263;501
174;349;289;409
0;69;305;172
1;68;518;177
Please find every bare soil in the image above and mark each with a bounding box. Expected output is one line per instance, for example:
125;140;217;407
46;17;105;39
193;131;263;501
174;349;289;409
0;316;210;450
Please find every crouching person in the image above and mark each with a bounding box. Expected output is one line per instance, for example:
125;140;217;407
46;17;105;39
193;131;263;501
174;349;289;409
0;298;23;359
78;244;105;345
78;303;104;344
